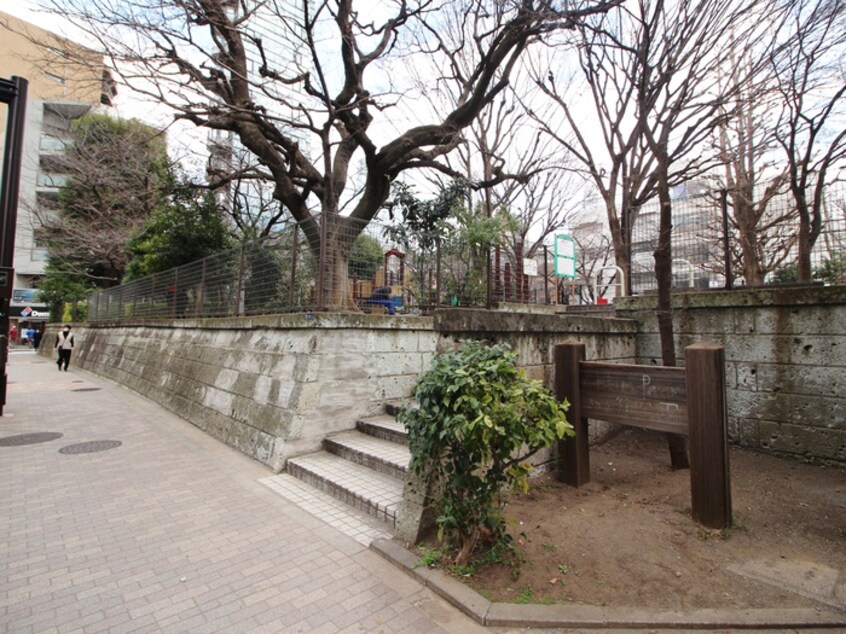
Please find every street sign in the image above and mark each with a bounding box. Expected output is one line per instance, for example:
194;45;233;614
554;234;577;278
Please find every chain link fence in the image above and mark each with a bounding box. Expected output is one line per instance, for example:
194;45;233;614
630;184;846;294
86;184;846;322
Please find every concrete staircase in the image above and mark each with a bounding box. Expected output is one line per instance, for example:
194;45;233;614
283;407;410;530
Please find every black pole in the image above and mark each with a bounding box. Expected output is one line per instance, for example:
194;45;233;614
0;76;29;415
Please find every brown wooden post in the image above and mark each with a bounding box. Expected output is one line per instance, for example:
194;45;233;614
685;343;732;529
554;341;590;487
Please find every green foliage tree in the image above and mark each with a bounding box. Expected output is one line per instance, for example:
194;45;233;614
399;341;572;566
124;179;234;281
385;181;514;307
385;181;469;252
442;201;516;306
771;263;799;284
348;234;384;281
39;114;171;300
36;265;91;321
815;251;846;285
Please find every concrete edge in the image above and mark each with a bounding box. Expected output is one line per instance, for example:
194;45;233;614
369;538;846;630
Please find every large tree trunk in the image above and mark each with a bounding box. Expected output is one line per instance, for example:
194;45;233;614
734;195;765;286
654;178;690;470
793;186;813;282
608;205;633;296
319;226;359;312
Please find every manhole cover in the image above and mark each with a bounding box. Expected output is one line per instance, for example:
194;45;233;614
0;432;64;446
71;388;101;392
59;440;122;454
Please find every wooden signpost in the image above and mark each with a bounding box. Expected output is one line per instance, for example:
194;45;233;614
554;341;732;529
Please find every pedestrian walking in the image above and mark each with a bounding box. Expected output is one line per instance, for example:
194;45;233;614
55;325;75;371
32;328;43;350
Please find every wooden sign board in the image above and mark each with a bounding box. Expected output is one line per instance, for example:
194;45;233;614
579;362;688;435
554;341;732;530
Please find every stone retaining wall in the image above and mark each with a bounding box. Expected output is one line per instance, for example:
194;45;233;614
45;314;438;471
45;288;844;468
44;310;637;470
615;285;845;464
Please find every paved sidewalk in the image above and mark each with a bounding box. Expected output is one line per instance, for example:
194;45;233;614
0;353;491;634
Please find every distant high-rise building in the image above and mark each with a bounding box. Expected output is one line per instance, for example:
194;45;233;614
0;10;115;332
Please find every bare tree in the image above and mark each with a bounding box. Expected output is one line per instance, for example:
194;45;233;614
38;114;171;286
711;40;799;285
400;5;584;307
625;0;744;363
526;24;658;297
45;0;620;309
769;0;846;281
532;0;767;468
571;219;616;302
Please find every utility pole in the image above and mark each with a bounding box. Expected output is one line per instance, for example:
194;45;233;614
0;76;29;415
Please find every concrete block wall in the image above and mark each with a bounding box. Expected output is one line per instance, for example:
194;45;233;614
44;314;438;471
615;285;846;464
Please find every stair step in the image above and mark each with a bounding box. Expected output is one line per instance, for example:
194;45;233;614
357;414;408;444
324;430;410;480
384;401;405;417
286;452;404;526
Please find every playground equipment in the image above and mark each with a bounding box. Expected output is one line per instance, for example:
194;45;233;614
592;265;626;302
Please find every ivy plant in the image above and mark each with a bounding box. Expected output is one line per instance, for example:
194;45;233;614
399;341;572;566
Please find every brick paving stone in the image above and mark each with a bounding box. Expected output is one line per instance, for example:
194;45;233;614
0;355;490;633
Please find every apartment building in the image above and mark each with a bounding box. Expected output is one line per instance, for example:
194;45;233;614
0;10;115;335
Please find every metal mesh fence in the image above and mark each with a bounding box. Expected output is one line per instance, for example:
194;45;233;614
630;184;846;294
87;184;846;322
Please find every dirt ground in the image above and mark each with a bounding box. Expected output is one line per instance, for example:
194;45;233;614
424;428;846;611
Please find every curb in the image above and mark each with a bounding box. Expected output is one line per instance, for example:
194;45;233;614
370;538;846;630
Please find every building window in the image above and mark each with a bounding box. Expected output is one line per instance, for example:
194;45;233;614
44;72;66;85
46;46;70;59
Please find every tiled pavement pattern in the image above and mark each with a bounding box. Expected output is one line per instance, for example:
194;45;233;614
0;352;492;634
259;475;392;547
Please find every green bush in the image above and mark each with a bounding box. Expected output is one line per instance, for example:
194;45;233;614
399;341;572;565
815;251;846;285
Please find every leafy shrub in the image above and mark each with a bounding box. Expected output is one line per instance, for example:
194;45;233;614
815;251;846;284
399;341;572;565
772;263;798;283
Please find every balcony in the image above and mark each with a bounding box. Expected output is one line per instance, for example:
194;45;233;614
43;101;92;121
